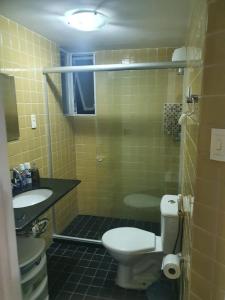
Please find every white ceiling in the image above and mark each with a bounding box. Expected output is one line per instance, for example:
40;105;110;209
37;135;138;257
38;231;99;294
0;0;191;52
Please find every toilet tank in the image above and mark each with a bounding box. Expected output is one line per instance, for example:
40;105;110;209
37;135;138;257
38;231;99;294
160;195;179;254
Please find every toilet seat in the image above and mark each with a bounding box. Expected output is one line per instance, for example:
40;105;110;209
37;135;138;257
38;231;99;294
102;227;156;254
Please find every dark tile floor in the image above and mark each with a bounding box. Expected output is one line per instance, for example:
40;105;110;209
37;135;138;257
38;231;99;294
47;215;177;300
47;241;148;300
62;215;160;240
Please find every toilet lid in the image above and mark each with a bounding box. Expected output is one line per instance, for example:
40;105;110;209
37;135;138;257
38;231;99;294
102;227;156;253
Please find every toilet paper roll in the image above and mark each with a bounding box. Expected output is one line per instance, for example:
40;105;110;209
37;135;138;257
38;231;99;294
162;254;181;279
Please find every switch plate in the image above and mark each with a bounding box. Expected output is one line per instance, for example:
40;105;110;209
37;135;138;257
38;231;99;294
210;128;225;161
31;114;37;129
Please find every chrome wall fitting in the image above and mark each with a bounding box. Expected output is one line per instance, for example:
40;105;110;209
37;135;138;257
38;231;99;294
186;94;199;103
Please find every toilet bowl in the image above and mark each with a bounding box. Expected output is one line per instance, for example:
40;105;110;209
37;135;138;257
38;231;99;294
102;227;163;289
102;195;180;290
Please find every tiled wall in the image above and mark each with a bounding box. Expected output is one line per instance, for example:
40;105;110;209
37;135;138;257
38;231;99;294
0;15;78;246
45;72;77;234
182;0;225;299
180;0;208;298
191;0;225;299
74;48;183;222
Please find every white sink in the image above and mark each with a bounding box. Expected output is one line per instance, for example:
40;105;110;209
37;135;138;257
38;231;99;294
13;189;53;208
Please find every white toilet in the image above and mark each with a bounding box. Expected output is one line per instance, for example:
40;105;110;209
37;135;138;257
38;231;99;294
102;195;180;290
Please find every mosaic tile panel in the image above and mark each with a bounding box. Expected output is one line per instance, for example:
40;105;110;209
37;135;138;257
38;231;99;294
163;103;182;140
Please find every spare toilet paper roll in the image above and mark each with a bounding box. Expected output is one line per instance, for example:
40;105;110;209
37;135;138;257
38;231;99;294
162;254;181;279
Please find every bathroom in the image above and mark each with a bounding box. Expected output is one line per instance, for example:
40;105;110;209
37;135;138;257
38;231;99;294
0;0;225;299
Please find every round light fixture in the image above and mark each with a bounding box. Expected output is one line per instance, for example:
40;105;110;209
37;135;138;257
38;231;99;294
65;10;107;31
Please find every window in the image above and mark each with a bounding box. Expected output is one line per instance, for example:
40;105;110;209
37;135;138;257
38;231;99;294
60;51;96;115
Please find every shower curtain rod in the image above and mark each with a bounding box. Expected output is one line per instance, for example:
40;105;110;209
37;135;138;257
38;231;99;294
43;61;186;74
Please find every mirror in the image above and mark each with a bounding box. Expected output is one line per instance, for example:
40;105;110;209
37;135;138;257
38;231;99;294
0;73;20;141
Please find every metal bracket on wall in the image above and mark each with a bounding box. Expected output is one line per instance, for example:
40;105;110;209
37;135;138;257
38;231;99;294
186;87;199;104
186;94;199;104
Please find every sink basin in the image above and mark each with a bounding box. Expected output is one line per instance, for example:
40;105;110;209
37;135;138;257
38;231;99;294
13;189;53;208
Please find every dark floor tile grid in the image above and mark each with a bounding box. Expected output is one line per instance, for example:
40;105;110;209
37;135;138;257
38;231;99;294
47;241;147;300
63;215;160;240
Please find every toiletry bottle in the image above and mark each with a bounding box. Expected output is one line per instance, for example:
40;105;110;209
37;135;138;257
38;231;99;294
10;169;18;190
24;162;32;185
12;167;22;189
31;163;40;185
19;163;27;187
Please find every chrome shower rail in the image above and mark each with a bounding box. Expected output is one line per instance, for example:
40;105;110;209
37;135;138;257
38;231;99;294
43;61;187;74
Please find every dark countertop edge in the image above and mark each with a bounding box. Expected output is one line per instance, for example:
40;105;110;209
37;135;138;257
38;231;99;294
14;178;81;231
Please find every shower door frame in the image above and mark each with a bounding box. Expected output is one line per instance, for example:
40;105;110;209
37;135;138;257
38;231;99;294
43;61;187;245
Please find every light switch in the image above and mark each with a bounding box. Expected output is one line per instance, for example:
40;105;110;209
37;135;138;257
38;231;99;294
31;114;37;129
216;139;222;151
210;128;225;161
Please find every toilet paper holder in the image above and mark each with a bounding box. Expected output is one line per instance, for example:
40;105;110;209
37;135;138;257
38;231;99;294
162;254;181;279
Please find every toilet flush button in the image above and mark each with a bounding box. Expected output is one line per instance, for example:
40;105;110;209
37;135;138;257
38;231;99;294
168;200;176;204
210;129;225;162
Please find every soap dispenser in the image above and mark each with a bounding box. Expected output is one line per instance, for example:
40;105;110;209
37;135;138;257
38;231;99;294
31;163;40;185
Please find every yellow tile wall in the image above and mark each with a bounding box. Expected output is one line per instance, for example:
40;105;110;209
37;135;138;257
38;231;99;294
180;0;207;298
75;48;183;222
190;0;225;299
182;0;225;299
0;15;78;246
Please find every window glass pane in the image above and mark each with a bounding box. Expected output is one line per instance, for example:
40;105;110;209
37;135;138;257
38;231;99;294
72;55;95;115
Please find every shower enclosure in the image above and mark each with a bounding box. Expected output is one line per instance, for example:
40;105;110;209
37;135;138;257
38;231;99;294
43;51;185;244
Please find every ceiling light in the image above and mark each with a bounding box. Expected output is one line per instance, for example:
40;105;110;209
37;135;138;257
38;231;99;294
65;10;107;31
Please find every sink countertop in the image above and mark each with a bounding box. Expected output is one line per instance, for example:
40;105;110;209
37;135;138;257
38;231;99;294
13;178;81;231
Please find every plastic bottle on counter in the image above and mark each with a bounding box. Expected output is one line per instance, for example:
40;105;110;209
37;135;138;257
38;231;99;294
19;164;27;187
31;163;40;185
24;162;32;185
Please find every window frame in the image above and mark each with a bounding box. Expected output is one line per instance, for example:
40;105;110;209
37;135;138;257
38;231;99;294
60;49;96;116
